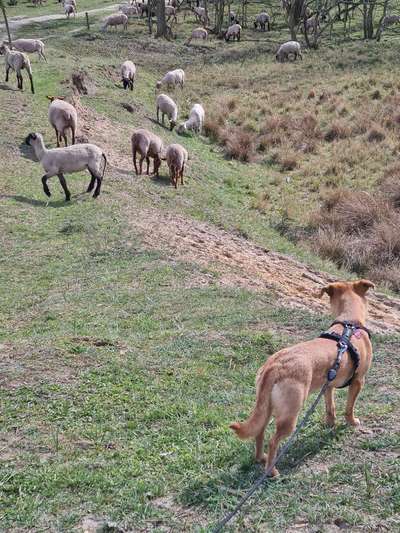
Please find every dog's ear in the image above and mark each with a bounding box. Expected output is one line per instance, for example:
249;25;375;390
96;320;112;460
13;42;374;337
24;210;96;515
352;279;375;296
318;284;334;298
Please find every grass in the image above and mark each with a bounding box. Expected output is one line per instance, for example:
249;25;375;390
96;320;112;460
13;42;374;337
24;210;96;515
1;4;400;531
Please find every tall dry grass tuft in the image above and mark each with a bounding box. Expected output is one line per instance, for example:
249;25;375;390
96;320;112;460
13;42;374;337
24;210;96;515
309;185;400;291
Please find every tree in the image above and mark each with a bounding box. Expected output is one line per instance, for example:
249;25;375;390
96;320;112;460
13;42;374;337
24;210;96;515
284;0;305;40
155;0;167;37
0;0;12;45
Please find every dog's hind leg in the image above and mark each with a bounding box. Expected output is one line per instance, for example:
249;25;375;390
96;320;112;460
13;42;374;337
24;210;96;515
345;377;364;427
255;424;268;463
266;416;297;477
324;386;336;427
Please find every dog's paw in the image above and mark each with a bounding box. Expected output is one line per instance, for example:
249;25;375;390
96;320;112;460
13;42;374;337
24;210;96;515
325;415;336;427
345;416;361;427
256;453;267;464
267;466;280;478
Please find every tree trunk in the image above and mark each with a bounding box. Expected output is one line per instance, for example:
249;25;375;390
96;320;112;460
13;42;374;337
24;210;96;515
0;0;12;45
376;0;389;41
155;0;167;37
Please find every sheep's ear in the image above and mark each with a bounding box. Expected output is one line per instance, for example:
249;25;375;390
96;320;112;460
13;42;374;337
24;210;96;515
352;279;375;296
46;95;54;101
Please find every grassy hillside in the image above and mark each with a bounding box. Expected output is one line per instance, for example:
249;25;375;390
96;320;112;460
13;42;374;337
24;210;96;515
1;5;400;532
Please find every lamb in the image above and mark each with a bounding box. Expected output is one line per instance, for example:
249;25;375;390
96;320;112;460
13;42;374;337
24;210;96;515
25;132;107;202
186;27;208;44
64;4;76;17
8;39;46;61
101;13;128;30
156;68;185;90
121;60;136;90
0;43;34;94
156;93;178;130
177;103;204;134
47;96;77;147
225;23;241;41
254;12;270;31
131;128;163;176
276;40;302;62
166;144;188;188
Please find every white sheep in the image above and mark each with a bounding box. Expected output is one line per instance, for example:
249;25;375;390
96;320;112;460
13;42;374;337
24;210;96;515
8;39;46;61
156;93;178;130
276;40;302;62
192;6;208;24
165;5;177;22
25;132;107;201
64;4;76;17
131;128;163;176
254;12;270;31
302;15;319;34
186;27;208;44
47;96;78;147
0;43;34;94
119;4;139;17
177;103;204;134
63;0;77;8
121;60;136;90
101;13;128;31
225;23;241;41
156;68;185;90
166;144;188;188
381;14;400;28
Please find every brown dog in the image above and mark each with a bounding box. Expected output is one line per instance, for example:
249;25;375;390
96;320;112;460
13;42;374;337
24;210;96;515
230;279;374;477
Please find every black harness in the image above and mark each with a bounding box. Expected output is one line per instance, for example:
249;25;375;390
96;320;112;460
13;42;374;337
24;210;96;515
320;320;372;388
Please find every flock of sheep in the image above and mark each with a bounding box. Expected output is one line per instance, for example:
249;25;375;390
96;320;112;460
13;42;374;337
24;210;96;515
0;0;308;199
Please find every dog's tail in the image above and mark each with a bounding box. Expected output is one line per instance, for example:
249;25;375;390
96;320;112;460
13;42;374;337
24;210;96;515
230;367;273;439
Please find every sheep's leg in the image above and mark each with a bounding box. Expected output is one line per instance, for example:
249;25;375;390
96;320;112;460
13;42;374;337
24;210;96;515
133;149;139;175
146;156;150;175
154;157;161;177
181;164;185;185
5;65;10;82
92;175;102;198
157;106;160;123
58;174;71;202
41;175;51;197
71;126;75;145
139;156;145;175
54;127;60;147
87;173;96;192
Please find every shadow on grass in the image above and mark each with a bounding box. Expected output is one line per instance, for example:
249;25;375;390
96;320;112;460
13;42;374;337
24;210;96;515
19;141;38;162
151;173;173;187
180;423;347;509
0;83;19;92
2;194;68;208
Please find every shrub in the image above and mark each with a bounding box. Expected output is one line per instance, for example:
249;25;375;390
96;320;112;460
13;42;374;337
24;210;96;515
224;128;255;162
367;128;386;143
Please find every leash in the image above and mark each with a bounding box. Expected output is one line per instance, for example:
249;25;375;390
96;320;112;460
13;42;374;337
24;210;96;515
212;380;330;533
213;321;370;532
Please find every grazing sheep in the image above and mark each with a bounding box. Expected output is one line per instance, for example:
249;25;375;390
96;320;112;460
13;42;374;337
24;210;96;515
0;43;34;94
64;4;76;17
131;128;163;176
156;68;185;90
177;103;204;134
166;144;188;188
254;12;270;31
302;15;319;34
186;27;208;44
7;39;46;61
225;23;241;41
119;3;139;17
25;132;107;201
156;93;178;130
165;5;177;22
381;14;400;28
63;0;77;8
276;40;302;62
193;6;208;24
47;96;77;147
101;13;128;30
121;60;136;90
230;11;239;24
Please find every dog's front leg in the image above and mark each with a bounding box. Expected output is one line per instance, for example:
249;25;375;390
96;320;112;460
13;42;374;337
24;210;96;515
324;386;336;427
345;378;364;427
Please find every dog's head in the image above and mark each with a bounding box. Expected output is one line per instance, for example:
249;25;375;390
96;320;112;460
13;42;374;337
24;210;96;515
318;280;375;320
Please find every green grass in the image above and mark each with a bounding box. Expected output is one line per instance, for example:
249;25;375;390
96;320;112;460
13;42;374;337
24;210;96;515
1;7;400;532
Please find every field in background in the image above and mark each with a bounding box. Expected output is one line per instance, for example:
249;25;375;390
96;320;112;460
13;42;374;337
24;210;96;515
1;3;400;531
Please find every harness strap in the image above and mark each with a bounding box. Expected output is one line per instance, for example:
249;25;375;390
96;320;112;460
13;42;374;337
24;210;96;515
330;320;372;339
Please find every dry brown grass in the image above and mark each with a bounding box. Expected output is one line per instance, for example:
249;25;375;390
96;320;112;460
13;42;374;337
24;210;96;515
309;184;400;290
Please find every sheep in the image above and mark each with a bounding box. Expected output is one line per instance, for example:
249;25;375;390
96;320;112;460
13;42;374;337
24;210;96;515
193;6;208;24
229;11;239;24
101;13;128;31
302;15;319;34
47;96;78;147
177;103;204;134
381;14;400;28
64;4;76;17
0;43;34;94
225;23;241;41
8;38;46;61
276;40;302;62
131;128;163;176
25;132;107;202
254;12;270;31
121;60;136;90
186;27;208;44
165;5;177;22
156;93;178;130
119;3;139;17
63;0;77;8
166;144;188;188
156;68;185;90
